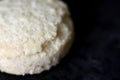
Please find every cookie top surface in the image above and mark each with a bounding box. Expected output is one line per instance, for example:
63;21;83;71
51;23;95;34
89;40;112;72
0;0;74;75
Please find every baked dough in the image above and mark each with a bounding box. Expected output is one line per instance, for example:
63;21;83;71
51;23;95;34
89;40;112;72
0;0;74;75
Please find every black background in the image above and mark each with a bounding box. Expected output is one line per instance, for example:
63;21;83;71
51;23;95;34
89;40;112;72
0;0;120;80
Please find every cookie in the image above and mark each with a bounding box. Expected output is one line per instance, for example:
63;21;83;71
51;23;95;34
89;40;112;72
0;0;74;75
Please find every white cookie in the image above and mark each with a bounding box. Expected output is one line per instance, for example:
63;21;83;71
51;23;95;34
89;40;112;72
0;0;74;75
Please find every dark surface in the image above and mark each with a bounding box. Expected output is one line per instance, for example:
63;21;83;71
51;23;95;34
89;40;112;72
0;0;120;80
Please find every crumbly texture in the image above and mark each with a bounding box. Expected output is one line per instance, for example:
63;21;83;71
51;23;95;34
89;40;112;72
0;0;74;75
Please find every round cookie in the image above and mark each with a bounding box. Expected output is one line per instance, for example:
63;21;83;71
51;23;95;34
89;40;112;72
0;0;74;75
